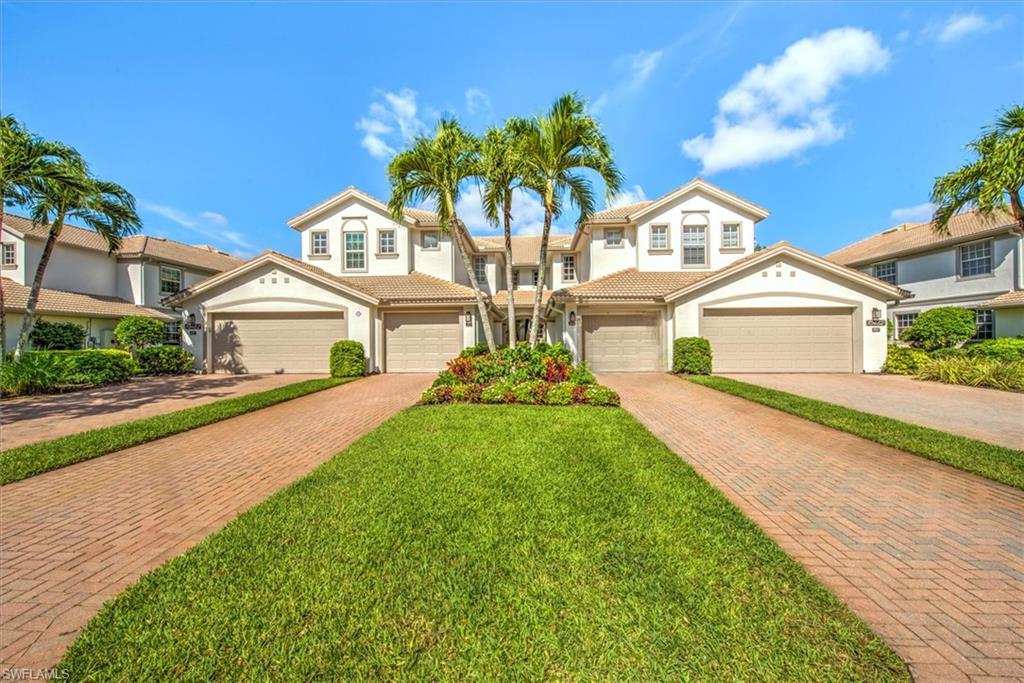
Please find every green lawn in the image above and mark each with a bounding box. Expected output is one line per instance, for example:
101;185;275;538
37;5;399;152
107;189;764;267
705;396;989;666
688;375;1024;490
0;377;356;485
61;405;907;681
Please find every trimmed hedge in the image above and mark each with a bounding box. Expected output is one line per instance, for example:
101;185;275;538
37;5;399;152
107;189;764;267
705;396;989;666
901;307;976;351
673;337;712;375
137;346;195;375
114;316;165;354
422;380;619;407
968;338;1024;362
1;349;138;396
330;340;366;377
29;320;86;350
882;346;930;375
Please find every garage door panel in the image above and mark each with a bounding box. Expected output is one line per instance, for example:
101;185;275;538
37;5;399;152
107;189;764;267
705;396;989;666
583;314;660;373
703;308;852;373
213;312;347;374
386;312;461;373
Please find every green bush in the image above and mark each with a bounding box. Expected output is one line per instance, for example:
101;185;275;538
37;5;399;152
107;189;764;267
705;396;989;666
431;370;458;388
968;338;1024;362
450;383;481;403
583;385;620;406
57;350;138;385
882;346;931;375
545;382;576;405
901;307;976;351
459;342;494;358
329;340;366;377
568;361;596;385
114;316;166;354
29;320;86;350
481;380;515;404
0;353;68;396
917;358;1024;392
673;337;712;375
512;380;549;405
930;347;968;359
137;346;194;375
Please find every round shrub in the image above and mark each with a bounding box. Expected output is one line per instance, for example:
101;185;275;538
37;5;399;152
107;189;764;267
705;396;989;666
968;338;1024;362
29;320;86;350
137;346;194;375
431;370;458;388
583;385;620;406
673;337;712;375
114;316;165;354
900;307;976;351
330;340;366;377
882;346;931;375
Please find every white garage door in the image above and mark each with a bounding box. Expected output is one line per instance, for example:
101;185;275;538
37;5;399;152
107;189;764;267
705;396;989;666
212;312;347;374
702;308;853;373
385;312;462;373
583;314;660;372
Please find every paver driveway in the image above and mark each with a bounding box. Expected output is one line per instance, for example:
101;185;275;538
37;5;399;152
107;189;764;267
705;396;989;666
728;373;1024;450
602;373;1024;683
0;373;430;675
1;373;325;450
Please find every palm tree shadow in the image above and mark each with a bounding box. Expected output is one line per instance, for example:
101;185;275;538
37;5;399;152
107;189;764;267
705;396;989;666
212;320;247;375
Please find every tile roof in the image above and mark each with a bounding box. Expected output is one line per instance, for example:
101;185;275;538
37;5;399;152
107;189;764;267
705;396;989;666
827;209;1019;266
1;278;173;320
555;268;713;301
590;201;652;221
980;289;1024;309
491;289;554;307
3;214;244;273
474;235;573;264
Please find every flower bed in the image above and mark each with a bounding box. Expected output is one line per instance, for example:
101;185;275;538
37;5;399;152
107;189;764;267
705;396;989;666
420;343;620;406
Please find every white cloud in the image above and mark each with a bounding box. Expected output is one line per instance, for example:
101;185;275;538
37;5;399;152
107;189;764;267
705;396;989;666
139;202;257;258
935;13;1001;43
608;185;647;208
465;88;492;116
591;48;664;113
357;88;426;159
890;202;935;223
682;27;889;174
458;188;569;236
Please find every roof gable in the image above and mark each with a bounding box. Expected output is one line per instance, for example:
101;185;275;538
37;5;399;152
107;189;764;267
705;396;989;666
590;178;770;225
287;187;440;230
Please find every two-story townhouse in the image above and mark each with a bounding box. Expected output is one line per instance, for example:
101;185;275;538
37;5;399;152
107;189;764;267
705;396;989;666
827;209;1023;340
1;214;244;351
168;179;903;375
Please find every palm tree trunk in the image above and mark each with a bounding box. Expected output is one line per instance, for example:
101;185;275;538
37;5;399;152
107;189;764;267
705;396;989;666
1009;188;1024;229
0;203;7;360
503;189;516;348
527;201;552;346
13;212;64;360
452;220;497;352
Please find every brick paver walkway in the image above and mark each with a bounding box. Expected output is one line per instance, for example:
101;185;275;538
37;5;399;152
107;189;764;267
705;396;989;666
603;373;1024;683
0;373;429;675
1;373;325;450
728;373;1024;450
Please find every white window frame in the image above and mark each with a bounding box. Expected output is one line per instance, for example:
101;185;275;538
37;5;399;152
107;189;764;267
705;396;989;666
604;228;623;248
682;224;708;267
378;229;396;255
871;260;898;285
721;222;741;250
422;231;440;251
894;312;918;339
163;321;181;346
343;231;366;271
159;265;182;295
972;309;994;340
310;230;329;257
649;225;669;251
1;242;15;267
473;255;487;285
958;240;993;278
561;254;576;282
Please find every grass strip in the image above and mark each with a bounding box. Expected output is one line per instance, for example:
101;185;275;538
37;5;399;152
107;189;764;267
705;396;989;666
60;405;907;680
687;375;1024;490
1;377;356;485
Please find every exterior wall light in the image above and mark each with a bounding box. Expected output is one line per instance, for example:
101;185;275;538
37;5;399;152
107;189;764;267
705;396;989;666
465;311;473;327
568;311;576;326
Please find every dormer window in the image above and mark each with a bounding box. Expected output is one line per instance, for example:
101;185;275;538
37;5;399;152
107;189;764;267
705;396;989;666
422;231;440;250
605;228;623;248
311;231;329;256
722;223;741;249
871;261;897;285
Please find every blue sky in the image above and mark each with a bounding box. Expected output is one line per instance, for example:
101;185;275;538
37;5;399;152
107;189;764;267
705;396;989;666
3;2;1021;259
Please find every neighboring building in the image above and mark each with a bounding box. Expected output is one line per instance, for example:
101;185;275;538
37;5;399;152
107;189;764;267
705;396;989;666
828;209;1023;340
168;179;902;375
1;214;244;350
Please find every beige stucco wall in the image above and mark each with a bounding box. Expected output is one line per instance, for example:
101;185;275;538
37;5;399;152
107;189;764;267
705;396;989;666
3;313;119;352
672;255;891;373
995;307;1024;338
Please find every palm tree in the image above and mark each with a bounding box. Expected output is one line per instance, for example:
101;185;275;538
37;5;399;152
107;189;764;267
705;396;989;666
517;93;623;346
387;117;497;352
932;103;1024;233
479;119;531;347
0;116;85;355
13;156;141;358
